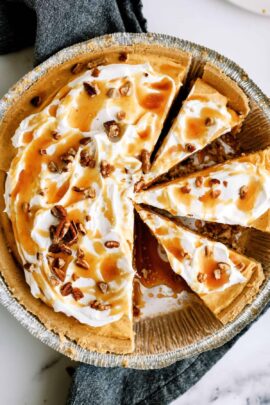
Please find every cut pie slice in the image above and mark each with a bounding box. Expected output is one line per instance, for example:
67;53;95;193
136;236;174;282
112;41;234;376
135;149;270;232
146;63;249;183
135;205;264;324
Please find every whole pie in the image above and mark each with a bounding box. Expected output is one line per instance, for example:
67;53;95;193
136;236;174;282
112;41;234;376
0;45;267;354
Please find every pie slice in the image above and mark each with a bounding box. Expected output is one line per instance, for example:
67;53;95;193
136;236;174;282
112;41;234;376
135;205;264;324
146;63;249;183
1;52;191;354
135;149;270;232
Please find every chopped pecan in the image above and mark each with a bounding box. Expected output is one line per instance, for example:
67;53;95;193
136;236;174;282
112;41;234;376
52;267;66;282
91;67;100;77
52;257;65;269
52;131;61;140
116;110;126;121
195;176;203;188
63;220;78;246
84;187;96;199
75;258;89;269
71;63;84;74
223;180;228;187
180;185;191;194
72;287;84;301
60;282;73;296
54;219;71;242
30;96;42;107
210;189;221;199
104;240;120;249
48;161;59;173
204;246;210;256
72;186;86;192
106;88;118;98
79;137;92;146
89;300;111;311
119;52;128;62
23;262;35;272
209;178;221;186
141;149;151;174
49;225;56;240
97;281;108;294
77;247;85;258
205;117;215;126
76;221;86;236
79;149;96;168
119;81;132;96
51;205;67;219
103;120;121;139
239;185;248;199
85;214;91;222
197;272;207;283
36;252;43;262
100;160;115;178
39;148;47;155
83;82;98;97
49;243;72;255
185;143;196;153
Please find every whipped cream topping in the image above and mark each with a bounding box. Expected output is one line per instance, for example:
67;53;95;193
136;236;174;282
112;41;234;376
136;208;246;296
5;62;180;327
148;78;241;181
136;160;270;227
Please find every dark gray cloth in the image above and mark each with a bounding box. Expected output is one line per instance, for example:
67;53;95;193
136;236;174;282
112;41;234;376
0;0;147;64
0;2;268;404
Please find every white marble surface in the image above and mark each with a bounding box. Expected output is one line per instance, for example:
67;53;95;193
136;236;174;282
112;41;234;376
0;1;270;404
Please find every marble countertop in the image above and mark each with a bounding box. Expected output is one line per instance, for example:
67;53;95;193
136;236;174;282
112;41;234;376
0;0;270;404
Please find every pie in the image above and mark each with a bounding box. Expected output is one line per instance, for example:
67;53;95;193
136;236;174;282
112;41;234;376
135;149;270;232
0;46;267;355
135;205;264;324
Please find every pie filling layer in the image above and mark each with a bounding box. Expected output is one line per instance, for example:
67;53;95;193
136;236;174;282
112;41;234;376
3;57;266;338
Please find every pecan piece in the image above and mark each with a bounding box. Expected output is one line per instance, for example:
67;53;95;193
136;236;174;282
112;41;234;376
89;300;111;311
52;257;65;269
119;52;128;62
54;219;71;242
91;67;100;77
119;81;132;96
49;225;56;240
39;148;47;155
23;262;36;272
83;82;98;97
116;110;126;121
75;258;89;269
48;161;59;173
197;272;207;283
72;287;84;301
205;117;215;126
76;221;86;236
185;143;196;153
106;88;118;98
63;220;78;246
223;180;228;187
103;120;121;139
79;150;96;168
52;131;61;140
180;185;191;194
52;267;66;282
195;176;203;188
100;160;115;178
72;186;87;192
51;205;67;219
104;240;120;249
141;149;151;174
79;137;92;146
209;178;220;186
84;187;96;199
71;63;84;74
77;247;85;258
30;96;42;107
97;282;108;294
60;282;73;296
239;185;248;199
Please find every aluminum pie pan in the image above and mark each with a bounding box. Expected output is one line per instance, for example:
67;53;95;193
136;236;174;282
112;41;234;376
0;32;270;370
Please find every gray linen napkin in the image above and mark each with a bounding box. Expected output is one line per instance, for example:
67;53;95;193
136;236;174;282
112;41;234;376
0;1;267;404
